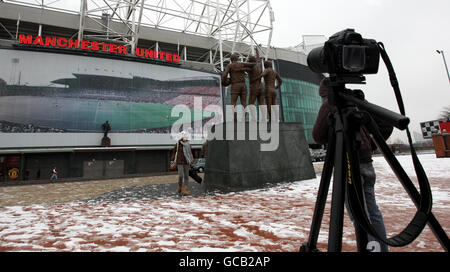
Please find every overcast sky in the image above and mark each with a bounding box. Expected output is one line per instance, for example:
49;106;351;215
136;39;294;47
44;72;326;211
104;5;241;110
270;0;450;142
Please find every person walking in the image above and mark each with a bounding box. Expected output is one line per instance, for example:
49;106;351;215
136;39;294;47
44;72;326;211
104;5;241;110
50;167;58;181
170;132;194;196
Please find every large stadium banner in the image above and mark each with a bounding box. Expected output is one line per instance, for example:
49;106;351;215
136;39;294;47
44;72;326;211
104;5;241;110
0;48;222;135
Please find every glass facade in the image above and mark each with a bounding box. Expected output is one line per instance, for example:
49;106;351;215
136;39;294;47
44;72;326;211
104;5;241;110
280;78;322;143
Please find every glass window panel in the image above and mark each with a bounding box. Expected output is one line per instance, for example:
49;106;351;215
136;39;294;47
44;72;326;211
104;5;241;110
279;78;321;142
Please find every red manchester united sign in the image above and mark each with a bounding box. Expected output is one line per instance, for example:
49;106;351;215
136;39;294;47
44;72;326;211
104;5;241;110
18;34;181;64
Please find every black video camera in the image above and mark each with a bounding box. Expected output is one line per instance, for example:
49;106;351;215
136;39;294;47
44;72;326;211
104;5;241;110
307;29;380;75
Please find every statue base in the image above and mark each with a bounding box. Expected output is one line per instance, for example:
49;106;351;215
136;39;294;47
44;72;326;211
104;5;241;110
101;136;111;147
204;122;315;192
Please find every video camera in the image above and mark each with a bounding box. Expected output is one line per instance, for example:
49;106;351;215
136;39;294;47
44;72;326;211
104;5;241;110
307;28;380;76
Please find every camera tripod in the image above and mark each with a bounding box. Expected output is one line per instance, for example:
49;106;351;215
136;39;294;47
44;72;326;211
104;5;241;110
300;77;450;252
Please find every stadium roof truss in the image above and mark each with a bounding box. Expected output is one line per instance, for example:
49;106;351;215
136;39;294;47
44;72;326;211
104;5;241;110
3;0;274;71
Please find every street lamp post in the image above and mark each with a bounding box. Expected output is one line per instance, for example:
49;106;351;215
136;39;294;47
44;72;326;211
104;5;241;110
436;50;450;84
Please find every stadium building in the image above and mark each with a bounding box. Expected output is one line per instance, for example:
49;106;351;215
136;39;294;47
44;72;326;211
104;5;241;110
0;0;323;182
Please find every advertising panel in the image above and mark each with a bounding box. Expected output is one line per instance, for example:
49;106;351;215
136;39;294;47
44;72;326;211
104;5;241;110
0;48;222;135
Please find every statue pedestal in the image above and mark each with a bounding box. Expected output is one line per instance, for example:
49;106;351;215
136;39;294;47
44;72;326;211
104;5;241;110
204;122;315;192
101;136;111;147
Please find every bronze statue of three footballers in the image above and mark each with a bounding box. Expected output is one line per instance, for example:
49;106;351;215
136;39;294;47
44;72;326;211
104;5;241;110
221;48;282;122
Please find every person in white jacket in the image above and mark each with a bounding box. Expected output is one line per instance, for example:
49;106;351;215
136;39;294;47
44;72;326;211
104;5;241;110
170;131;194;196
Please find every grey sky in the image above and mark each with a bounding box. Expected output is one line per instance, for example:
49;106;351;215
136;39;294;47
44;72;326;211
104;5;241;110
270;0;450;141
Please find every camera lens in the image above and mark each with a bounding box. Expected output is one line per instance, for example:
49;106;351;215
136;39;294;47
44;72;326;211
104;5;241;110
307;46;328;73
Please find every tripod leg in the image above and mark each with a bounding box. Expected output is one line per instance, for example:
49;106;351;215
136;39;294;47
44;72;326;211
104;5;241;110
354;224;370;252
365;119;450;251
341;120;370;252
328;117;346;252
426;215;450;251
300;129;336;252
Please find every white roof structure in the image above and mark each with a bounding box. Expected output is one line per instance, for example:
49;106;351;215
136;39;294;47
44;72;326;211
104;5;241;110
2;0;276;71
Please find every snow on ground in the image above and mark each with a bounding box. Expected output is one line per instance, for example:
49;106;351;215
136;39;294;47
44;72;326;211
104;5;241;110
0;153;448;252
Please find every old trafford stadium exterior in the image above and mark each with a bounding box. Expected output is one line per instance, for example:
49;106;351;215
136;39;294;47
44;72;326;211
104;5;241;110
0;0;323;182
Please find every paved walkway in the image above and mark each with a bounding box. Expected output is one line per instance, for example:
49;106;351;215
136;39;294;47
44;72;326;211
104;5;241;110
0;163;323;207
0;174;199;207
